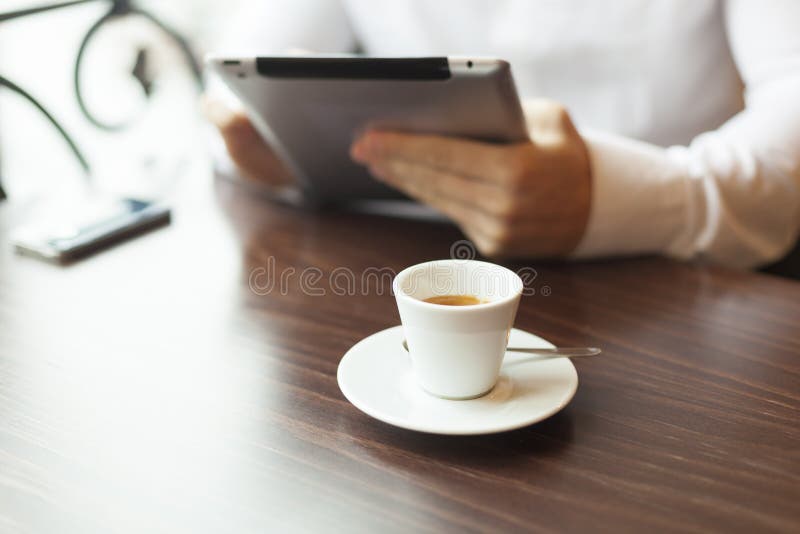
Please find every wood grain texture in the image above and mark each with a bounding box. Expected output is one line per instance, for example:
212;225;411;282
0;173;799;533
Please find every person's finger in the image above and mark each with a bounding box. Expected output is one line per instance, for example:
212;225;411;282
352;130;522;186
201;94;239;129
202;97;293;186
221;114;293;186
369;158;511;216
522;98;580;145
368;159;502;231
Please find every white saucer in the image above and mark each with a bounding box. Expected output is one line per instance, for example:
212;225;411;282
337;326;578;435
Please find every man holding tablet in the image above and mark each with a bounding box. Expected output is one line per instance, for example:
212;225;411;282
205;0;800;271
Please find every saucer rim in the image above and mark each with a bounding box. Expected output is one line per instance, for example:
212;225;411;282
337;326;579;436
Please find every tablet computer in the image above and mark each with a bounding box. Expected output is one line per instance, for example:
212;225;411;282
206;55;528;204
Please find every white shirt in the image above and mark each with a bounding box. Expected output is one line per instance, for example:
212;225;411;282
220;0;800;268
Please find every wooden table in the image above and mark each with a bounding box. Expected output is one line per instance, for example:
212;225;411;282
1;173;799;533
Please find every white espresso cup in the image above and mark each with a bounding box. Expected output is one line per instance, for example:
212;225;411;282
393;259;523;399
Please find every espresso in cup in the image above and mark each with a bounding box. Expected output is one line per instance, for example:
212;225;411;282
423;294;485;306
394;260;523;399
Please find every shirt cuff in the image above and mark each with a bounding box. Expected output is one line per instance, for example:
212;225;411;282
572;130;695;259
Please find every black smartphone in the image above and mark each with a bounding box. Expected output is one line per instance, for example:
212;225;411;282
12;196;170;263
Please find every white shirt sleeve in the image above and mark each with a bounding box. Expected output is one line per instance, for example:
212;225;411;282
572;0;800;269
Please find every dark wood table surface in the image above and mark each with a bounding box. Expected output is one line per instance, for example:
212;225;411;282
1;173;799;533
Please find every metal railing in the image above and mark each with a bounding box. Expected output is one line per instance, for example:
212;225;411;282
0;0;203;200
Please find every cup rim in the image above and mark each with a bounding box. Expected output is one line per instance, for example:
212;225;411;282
392;259;523;312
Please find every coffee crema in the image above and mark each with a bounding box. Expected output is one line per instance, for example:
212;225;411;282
423;294;484;306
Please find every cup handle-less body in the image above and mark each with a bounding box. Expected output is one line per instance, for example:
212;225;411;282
393;260;523;400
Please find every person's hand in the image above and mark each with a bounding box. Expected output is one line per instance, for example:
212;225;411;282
202;96;296;188
350;100;592;258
